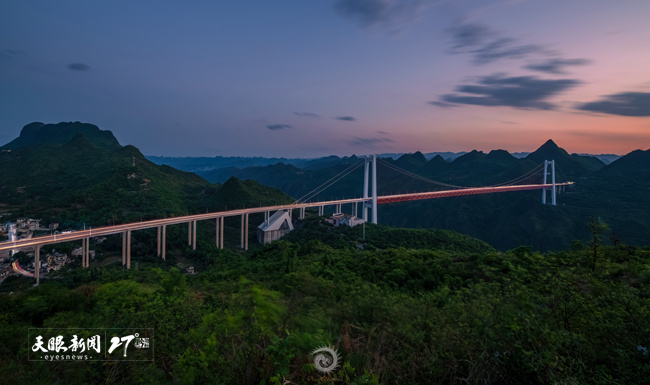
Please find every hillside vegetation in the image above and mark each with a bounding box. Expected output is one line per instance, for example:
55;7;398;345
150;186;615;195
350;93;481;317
2;219;649;384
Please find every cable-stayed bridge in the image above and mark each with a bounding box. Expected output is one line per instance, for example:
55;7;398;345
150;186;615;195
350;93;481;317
0;156;572;285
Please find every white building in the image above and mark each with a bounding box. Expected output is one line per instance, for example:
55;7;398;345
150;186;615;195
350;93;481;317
257;210;294;245
329;213;365;227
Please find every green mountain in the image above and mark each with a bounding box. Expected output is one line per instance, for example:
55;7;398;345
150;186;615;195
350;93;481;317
1;121;121;150
0;122;293;227
526;139;604;178
560;147;650;245
205;176;294;211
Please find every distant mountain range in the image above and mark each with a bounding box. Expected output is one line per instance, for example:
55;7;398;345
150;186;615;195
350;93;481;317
149;138;647;251
147;150;620;173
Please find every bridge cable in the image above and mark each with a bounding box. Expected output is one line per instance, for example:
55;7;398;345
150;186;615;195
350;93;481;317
293;160;364;204
376;158;546;190
485;163;546;187
376;159;468;189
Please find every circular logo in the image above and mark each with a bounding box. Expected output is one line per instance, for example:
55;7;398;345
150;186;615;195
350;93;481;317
311;346;340;374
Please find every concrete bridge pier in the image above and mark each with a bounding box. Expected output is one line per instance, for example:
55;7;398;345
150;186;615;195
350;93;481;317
126;230;131;269
240;213;249;250
219;217;224;249
122;231;127;265
161;225;166;260
318;206;324;216
157;226;161;257
215;218;220;247
336;203;341;213
34;245;41;286
299;207;305;220
82;238;86;267
192;221;197;251
188;222;192;246
82;237;90;268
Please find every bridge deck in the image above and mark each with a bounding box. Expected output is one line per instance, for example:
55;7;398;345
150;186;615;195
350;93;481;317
0;183;572;252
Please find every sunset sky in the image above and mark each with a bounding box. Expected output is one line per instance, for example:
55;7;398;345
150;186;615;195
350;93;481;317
1;0;649;157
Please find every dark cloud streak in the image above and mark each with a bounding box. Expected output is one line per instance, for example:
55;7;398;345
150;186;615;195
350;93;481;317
336;116;356;121
524;58;591;74
266;124;292;130
577;92;650;117
350;137;393;147
68;63;90;71
447;22;545;65
334;0;389;26
294;112;320;118
433;74;580;110
333;0;425;28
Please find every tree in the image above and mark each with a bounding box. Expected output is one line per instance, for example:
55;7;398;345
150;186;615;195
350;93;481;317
587;217;609;271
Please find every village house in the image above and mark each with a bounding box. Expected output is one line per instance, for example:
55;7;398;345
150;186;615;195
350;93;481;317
328;213;365;227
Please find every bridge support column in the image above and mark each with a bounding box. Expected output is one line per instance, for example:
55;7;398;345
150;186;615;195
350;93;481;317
240;214;249;250
157;226;161;257
122;232;126;265
188;222;192;246
34;245;41;286
362;155;377;223
318;206;324;216
363;158;369;221
336;203;341;214
126;230;131;269
83;237;90;268
161;225;166;260
542;160;557;206
372;154;377;224
82;238;86;268
192;221;197;250
220;217;224;249
299;207;305;220
551;159;556;206
215;218;220;247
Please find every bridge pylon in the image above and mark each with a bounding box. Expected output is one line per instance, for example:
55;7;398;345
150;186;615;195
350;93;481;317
542;159;557;206
362;155;378;224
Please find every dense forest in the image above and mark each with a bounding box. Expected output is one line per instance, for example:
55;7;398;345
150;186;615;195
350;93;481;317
2;218;650;384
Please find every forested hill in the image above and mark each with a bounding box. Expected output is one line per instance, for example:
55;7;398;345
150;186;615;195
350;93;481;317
187;139;648;250
189;139;625;250
3;217;650;384
0;122;293;227
1;121;122;150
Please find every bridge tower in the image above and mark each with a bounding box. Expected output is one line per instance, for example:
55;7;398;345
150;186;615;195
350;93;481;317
362;155;378;224
542;159;557;206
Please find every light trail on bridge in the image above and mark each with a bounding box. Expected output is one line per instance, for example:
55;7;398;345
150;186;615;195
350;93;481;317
0;183;571;253
378;183;573;204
